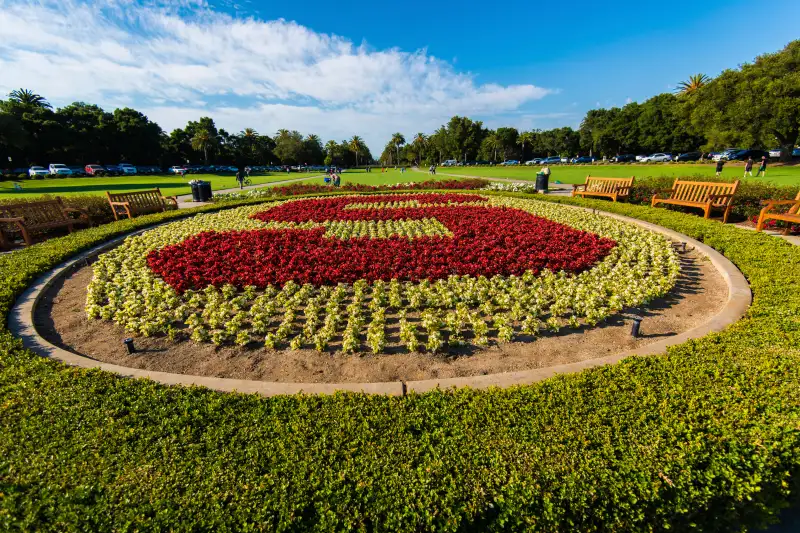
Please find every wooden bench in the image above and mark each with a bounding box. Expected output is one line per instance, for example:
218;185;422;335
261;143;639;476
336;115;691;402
756;191;800;235
106;189;178;220
651;179;740;223
572;175;635;202
0;197;92;248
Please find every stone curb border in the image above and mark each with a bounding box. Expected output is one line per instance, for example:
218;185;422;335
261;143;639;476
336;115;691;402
8;203;752;397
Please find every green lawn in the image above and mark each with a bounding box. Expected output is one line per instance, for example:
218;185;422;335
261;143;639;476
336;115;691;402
433;163;800;187
0;173;316;199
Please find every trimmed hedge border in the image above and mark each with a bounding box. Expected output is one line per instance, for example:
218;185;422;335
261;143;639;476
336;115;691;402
1;191;799;531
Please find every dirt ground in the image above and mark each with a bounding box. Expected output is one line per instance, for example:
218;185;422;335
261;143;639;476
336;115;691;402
37;249;728;383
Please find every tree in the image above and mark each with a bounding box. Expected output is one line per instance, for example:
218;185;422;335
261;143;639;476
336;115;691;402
676;74;711;95
687;40;800;160
483;133;501;161
517;131;534;161
8;89;51;109
495;127;518;160
191;129;214;162
390;133;406;166
349;135;365;167
411;133;427;165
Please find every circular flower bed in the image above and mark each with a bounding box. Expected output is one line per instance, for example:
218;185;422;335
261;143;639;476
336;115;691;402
86;193;680;354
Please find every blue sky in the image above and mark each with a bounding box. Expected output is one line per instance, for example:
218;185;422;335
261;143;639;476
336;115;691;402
1;0;798;153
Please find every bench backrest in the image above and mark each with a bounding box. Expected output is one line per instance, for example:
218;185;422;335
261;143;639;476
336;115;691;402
0;198;69;226
584;176;635;195
106;189;165;213
669;179;739;206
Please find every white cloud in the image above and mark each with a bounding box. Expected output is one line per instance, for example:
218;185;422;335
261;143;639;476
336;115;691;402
0;0;552;151
625;97;633;104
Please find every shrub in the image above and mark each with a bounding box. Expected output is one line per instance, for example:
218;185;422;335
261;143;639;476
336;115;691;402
0;191;799;531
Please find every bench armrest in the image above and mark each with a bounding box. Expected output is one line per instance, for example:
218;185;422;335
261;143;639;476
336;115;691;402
759;199;800;207
63;207;93;225
0;216;25;224
162;196;179;207
614;185;633;193
109;200;131;207
572;184;587;191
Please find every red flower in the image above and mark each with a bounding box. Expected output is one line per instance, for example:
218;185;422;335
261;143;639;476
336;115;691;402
148;195;616;292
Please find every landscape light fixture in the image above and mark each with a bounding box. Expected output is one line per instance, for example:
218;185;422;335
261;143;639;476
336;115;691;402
123;338;136;354
630;316;643;338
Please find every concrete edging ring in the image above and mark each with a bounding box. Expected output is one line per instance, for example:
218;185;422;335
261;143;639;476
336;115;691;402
8;203;752;397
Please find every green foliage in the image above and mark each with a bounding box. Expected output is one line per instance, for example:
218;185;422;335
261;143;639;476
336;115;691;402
1;191;800;531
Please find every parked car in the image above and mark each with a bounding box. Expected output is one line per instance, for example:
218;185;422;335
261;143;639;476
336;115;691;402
635;155;648;162
525;159;543;165
84;164;106;176
441;160;458;167
727;149;769;161
104;164;124;176
118;163;137;175
48;163;72;176
713;148;743;161
499;160;520;166
676;152;702;162
169;166;186;174
28;166;50;177
68;166;87;177
611;154;636;163
768;148;782;158
794;148;800;157
572;156;597;164
641;153;673;163
542;156;562;165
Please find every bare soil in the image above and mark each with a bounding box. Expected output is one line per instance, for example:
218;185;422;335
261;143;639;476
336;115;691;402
37;250;727;383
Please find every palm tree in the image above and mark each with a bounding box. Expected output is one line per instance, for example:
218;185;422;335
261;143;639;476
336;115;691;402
676;74;710;95
325;140;338;164
517;132;533;161
390;133;406;166
241;128;257;158
412;133;427;165
349;135;364;167
8;89;51;109
486;133;501;162
191;129;214;162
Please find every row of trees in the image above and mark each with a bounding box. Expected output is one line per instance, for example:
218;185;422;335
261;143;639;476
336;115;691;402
0;91;374;168
377;40;799;164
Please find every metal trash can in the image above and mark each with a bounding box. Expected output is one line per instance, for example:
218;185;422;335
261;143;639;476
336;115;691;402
190;180;212;202
535;172;549;193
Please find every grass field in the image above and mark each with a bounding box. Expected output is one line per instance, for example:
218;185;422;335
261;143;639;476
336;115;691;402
0;170;458;199
433;163;800;187
0;173;316;199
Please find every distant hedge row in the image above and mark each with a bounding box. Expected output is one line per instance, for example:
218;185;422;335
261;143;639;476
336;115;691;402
1;191;799;531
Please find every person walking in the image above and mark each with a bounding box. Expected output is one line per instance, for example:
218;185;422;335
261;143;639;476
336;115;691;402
715;158;725;177
744;157;754;177
756;156;768;177
236;168;245;189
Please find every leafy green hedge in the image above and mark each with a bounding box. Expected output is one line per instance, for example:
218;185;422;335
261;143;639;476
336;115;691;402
1;191;800;531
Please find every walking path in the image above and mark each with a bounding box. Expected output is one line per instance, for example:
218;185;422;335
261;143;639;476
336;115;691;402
176;174;323;208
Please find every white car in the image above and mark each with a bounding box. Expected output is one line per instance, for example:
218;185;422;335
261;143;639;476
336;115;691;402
641;153;672;163
48;163;73;176
29;166;50;177
169;166;186;174
525;159;542;166
441;159;458;167
768;149;782;158
118;163;137;175
635;155;648;162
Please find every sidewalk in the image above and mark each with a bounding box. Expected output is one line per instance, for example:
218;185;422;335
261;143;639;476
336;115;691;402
176;174;322;208
410;167;573;195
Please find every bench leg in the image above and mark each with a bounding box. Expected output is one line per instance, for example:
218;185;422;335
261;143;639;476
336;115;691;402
722;206;732;224
756;212;767;232
703;205;711;219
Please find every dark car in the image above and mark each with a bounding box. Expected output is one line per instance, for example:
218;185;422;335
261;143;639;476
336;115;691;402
611;154;636;163
676;152;702;162
727;149;769;161
572;156;597;164
68;166;87;177
104;164;123;176
542;156;562;165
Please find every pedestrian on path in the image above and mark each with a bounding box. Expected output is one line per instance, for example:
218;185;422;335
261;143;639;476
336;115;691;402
715;159;725;177
744;157;754;177
757;156;768;177
236;169;245;189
